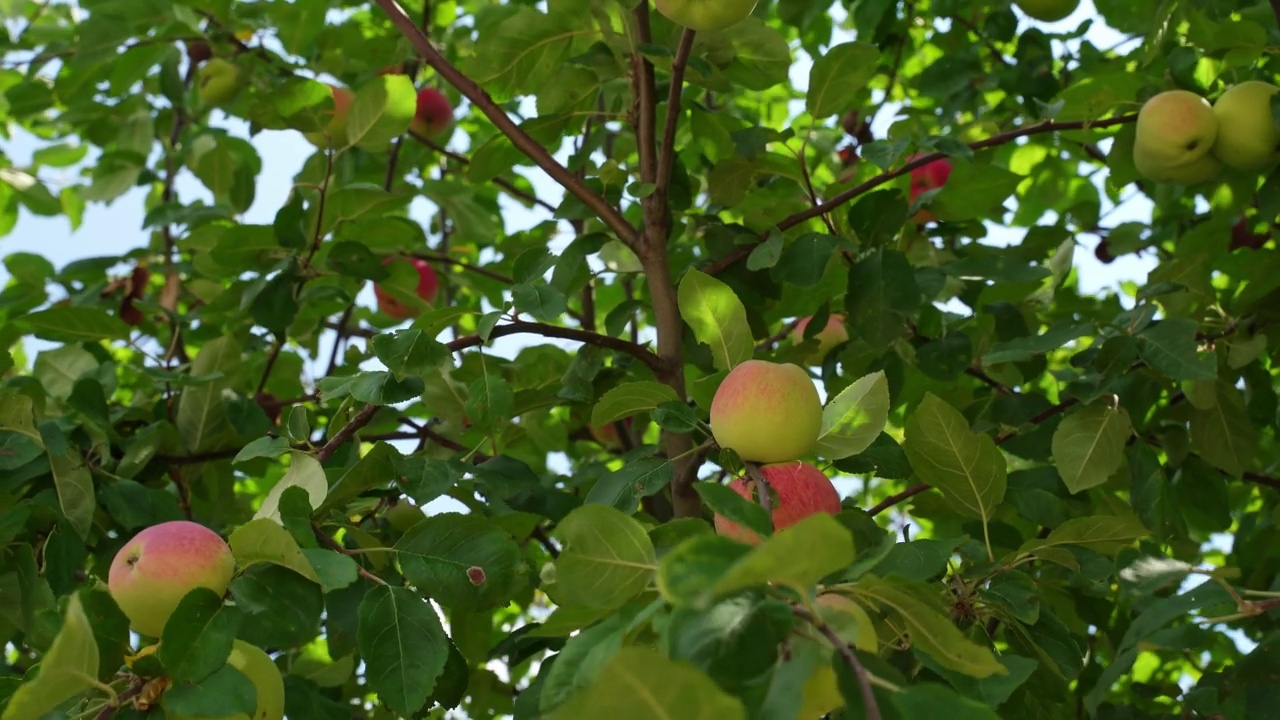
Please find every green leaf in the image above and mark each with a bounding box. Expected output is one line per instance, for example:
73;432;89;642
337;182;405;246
159;588;241;683
229;518;322;583
176;335;241;453
550;646;747;720
319;442;402;514
1136;318;1217;381
1021;514;1149;557
1051;402;1132;494
552;505;656;610
255;452;328;522
0;594;98;720
853;575;1006;679
301;549;360;592
584;458;674;513
161;663;258;719
806;42;880;117
846;249;921;346
229;564;323;648
815;370;889;459
233;436;291;464
1189;382;1258;477
892;683;1001;719
47;449;93;540
677;268;753;372
459;9;580;101
904;394;1007;529
395;513;520;610
933;162;1023;221
358;585;450;718
590;381;679;428
713;514;855;597
346;73;416;150
723;19;791;91
13;307;129;343
372;330;451;378
692;480;774;539
318;371;424;405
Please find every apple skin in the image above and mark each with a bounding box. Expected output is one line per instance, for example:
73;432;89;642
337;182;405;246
1013;0;1080;22
196;58;243;108
791;314;848;364
1211;81;1280;172
373;256;439;320
303;85;355;147
107;520;236;638
410;87;453;138
654;0;759;32
1133;90;1223;185
908;154;952;223
710;360;822;464
713;462;842;544
167;640;285;720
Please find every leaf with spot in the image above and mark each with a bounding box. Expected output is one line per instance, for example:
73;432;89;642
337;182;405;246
395;513;520;610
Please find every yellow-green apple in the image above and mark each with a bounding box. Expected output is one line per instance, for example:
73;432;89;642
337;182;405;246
410;87;453;139
654;0;759;32
1132;90;1222;185
385;502;425;532
713;462;841;543
1211;81;1280;172
303;84;355;147
107;520;236;638
710;360;821;463
1013;0;1080;21
373;256;439;320
196;58;244;108
791;314;848;364
167;640;284;720
908;154;952;223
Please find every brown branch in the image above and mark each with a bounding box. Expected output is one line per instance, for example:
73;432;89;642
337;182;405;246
656;28;696;195
531;525;561;558
446;321;665;372
316;404;382;463
866;483;929;517
964;367;1013;395
409;251;513;284
1243;472;1280;491
633;4;658;191
793;606;882;720
376;0;640;247
703;113;1139;275
93;681;143;720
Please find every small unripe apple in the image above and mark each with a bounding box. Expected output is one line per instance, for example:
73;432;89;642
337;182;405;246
1013;0;1080;22
654;0;759;32
107;520;236;638
1133;90;1223;185
713;462;842;544
196;58;244;108
791;315;848;364
908;154;952;223
303;84;355;147
167;640;284;720
373;256;439;320
410;87;453;139
1211;81;1280;172
710;360;822;463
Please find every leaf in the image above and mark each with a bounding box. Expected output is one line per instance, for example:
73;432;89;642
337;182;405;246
319;442;402;514
372;330;451;378
459;9;581;101
692;481;773;540
176;335;241;453
229;518;322;583
47;449;93;540
13;307;129;342
346;73;416;150
358;585;450;718
590;382;680;428
161;664;258;719
853;575;1006;679
233;436;291;464
584;458;673;513
395;513;520;610
1022;514;1149;557
806;42;880;117
815;370;889;459
1189;383;1258;477
677;268;754;372
1051;403;1132;494
933;162;1023;221
713;514;855;597
550;646;747;720
892;683;1001;719
318;371;424;405
159;588;241;683
1136;318;1217;381
845;249;921;346
657;534;754;607
552;505;656;610
254;452;328;522
982;322;1093;365
904;394;1007;524
0;594;98;720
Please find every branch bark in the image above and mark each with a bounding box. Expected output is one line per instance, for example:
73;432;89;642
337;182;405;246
793;606;882;720
446;321;664;372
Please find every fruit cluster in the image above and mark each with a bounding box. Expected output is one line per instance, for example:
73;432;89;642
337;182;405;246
1133;82;1280;185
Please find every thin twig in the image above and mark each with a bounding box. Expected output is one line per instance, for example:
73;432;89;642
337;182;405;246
92;681;143;720
793;606;882;720
315;404;382;463
656;29;696;195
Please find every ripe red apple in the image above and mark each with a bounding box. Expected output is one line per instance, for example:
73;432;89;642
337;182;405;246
373;256;439;320
410;87;453;139
303;84;354;147
107;520;236;638
791;314;849;364
713;462;842;544
710;359;822;463
1230;220;1268;251
908;154;952;223
166;640;284;720
590;418;634;449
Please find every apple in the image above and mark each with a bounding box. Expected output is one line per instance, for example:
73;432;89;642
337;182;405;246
712;462;842;543
908;153;952;223
790;314;848;364
385;501;425;532
710;360;821;463
373;256;439;320
303;84;355;147
410;87;453;139
654;0;759;32
1132;90;1223;185
1230;220;1268;251
167;640;284;720
196;58;244;108
107;520;236;638
1211;81;1280;172
590;417;634;449
1012;0;1080;22
186;39;212;65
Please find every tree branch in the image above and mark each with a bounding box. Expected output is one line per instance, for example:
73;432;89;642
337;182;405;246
656;29;696;196
446;320;665;372
376;0;640;247
316;404;382;463
793;606;882;720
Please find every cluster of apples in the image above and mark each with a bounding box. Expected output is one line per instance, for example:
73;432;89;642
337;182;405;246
108;521;285;720
708;360;842;542
304;76;453;148
1133;82;1280;185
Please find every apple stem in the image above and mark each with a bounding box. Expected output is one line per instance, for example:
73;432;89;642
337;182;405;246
792;605;884;720
744;464;773;516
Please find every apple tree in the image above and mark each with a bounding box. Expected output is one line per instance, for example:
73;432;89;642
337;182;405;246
2;0;1280;717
